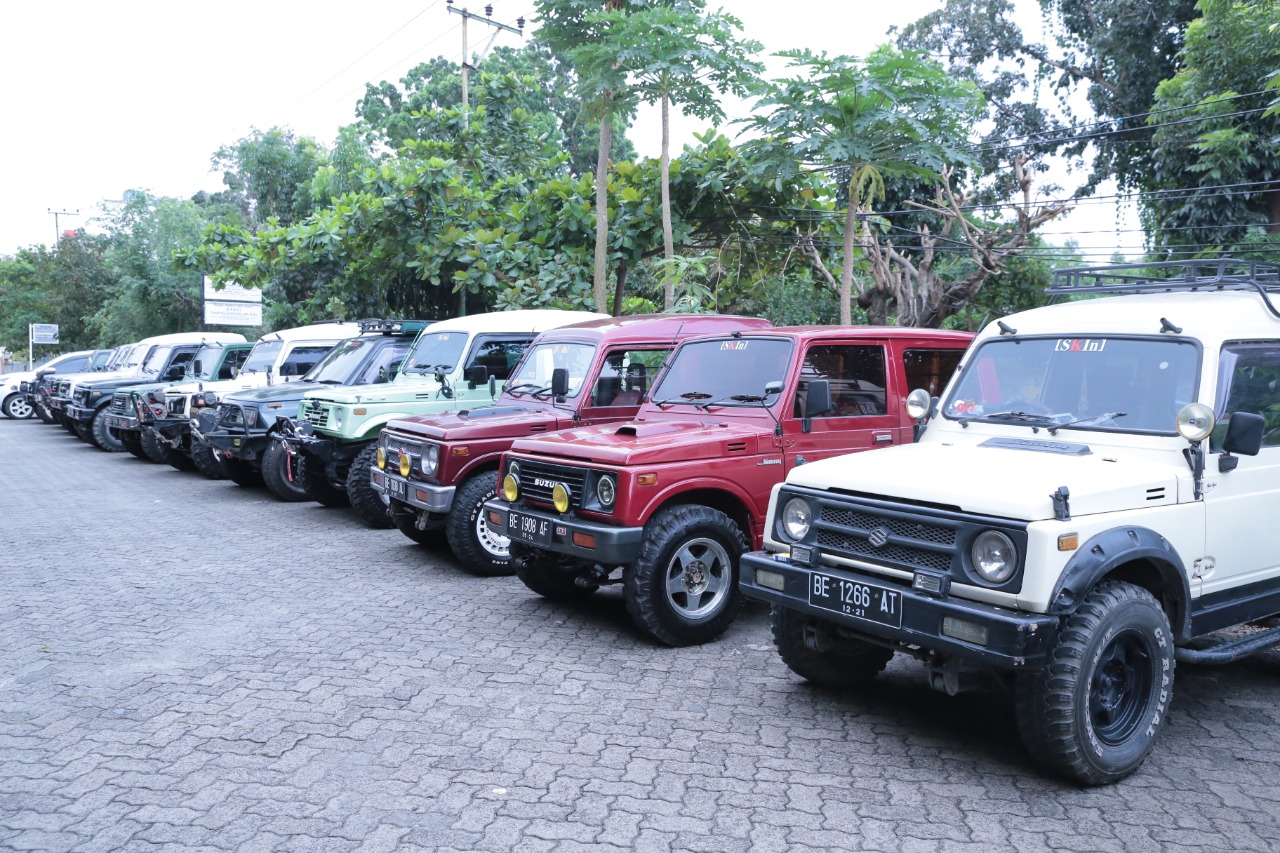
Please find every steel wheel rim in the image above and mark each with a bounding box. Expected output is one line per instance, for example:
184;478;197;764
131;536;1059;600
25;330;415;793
1088;628;1157;746
473;509;510;558
663;536;732;620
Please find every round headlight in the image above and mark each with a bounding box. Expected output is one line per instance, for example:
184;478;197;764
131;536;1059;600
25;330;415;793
552;483;571;514
596;474;617;508
398;451;412;478
332;409;344;429
905;388;932;420
204;392;218;407
376;446;387;470
970;530;1017;583
1176;402;1215;442
421;443;439;475
782;497;812;540
502;473;519;502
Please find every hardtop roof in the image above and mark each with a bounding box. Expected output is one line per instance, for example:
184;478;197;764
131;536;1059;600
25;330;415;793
531;313;773;345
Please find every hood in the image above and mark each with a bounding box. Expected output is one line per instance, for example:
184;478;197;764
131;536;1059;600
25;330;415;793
308;379;494;408
387;403;573;442
79;374;166;393
222;380;317;404
59;368;141;386
510;417;774;467
786;438;1187;521
167;373;271;396
3;370;36;390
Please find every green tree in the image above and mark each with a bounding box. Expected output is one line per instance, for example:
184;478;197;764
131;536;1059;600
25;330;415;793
0;236;117;353
575;2;763;308
743;47;984;324
211;127;329;227
1143;0;1280;256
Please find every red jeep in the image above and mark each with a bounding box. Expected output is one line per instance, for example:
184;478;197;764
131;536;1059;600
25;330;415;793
483;326;972;646
371;314;772;574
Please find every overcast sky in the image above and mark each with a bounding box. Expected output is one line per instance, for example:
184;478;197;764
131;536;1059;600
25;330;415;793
0;0;1141;259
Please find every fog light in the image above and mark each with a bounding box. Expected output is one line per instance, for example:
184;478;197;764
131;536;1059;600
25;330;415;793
552;483;571;514
942;617;989;646
398;451;411;478
502;474;519;502
376;447;387;469
755;569;786;592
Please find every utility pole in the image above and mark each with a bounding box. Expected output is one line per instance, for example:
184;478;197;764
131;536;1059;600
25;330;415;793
443;1;523;317
48;208;79;244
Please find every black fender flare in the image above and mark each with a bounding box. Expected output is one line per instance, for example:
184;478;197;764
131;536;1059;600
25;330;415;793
1047;526;1192;641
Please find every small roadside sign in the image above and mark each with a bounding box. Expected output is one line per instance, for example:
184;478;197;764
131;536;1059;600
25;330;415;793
30;324;59;344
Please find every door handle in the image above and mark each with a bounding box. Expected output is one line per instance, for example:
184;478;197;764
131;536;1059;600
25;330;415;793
874;433;893;444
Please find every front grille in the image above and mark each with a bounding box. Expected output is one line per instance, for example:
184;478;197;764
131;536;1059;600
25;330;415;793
816;530;952;571
110;394;132;415
517;460;588;508
301;402;330;429
73;389;89;407
383;434;420;458
217;403;244;428
819;506;955;545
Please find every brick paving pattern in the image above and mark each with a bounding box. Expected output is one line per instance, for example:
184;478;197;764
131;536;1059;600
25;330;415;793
3;418;1280;852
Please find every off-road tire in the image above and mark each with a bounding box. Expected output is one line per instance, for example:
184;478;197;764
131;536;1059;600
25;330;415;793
121;432;149;461
623;505;747;647
164;446;197;472
190;441;227;479
515;546;598;600
1015;581;1174;786
222;456;262;488
347;444;393;528
139;430;168;464
391;502;442;546
3;393;34;419
35;401;55;424
88;408;125;452
446;473;514;576
299;451;350;507
260;442;307;501
72;420;92;442
771;605;895;688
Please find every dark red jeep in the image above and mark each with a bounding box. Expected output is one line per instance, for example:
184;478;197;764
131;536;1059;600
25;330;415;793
371;313;772;575
483;326;972;646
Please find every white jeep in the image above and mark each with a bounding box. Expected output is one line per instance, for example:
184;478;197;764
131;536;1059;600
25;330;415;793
739;260;1280;785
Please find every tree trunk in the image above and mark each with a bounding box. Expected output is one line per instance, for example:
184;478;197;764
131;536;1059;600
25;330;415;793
612;258;629;317
593;108;613;313
660;93;675;310
840;202;857;326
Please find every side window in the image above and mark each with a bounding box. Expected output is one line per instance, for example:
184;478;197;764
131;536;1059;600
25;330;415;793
169;349;197;368
218;348;250;380
360;342;411;385
58;356;90;373
591;348;671;407
466;338;530;382
903;348;964;398
1213;342;1280;450
795;344;889;418
280;345;332;377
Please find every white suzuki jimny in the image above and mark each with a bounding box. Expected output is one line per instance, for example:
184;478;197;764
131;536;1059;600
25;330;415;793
740;260;1280;785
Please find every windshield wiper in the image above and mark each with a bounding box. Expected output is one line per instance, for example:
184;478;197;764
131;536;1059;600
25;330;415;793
654;391;712;408
695;393;769;411
955;410;1066;430
505;382;547;396
1048;411;1127;435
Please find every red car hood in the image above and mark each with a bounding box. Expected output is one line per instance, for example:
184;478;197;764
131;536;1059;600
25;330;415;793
509;417;773;466
386;404;572;442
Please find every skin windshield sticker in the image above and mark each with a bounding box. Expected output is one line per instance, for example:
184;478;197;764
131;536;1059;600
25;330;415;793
720;341;749;351
1055;338;1108;352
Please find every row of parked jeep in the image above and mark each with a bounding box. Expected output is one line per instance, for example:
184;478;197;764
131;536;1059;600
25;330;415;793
14;259;1280;787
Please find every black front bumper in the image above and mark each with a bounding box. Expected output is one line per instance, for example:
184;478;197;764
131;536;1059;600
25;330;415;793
739;551;1059;671
482;499;645;565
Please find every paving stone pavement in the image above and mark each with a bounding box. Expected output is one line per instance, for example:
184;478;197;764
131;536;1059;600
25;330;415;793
3;417;1280;852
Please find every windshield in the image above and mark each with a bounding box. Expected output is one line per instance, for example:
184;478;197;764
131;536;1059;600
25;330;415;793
504;342;595;398
241;339;283;373
123;344;152;369
943;336;1200;433
404;331;467;374
650;338;794;406
190;346;224;380
141;345;174;374
308;338;375;383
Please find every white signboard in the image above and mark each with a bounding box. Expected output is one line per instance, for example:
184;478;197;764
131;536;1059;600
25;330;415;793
204;301;263;326
29;324;59;344
202;276;263;303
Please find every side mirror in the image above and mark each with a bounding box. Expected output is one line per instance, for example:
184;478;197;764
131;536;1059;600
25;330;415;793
488;375;497;398
804;379;833;418
465;365;489;388
1221;412;1265;466
764;380;783;398
279;363;297;377
228;366;238;379
164;365;185;381
551;368;569;399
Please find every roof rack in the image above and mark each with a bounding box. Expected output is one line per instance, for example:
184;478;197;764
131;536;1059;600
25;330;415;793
1048;259;1280;318
356;318;430;335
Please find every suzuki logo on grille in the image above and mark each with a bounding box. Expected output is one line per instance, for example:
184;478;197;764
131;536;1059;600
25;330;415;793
868;526;891;548
534;478;558;489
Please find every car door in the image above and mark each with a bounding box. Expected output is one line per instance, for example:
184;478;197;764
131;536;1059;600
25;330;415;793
783;340;899;472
